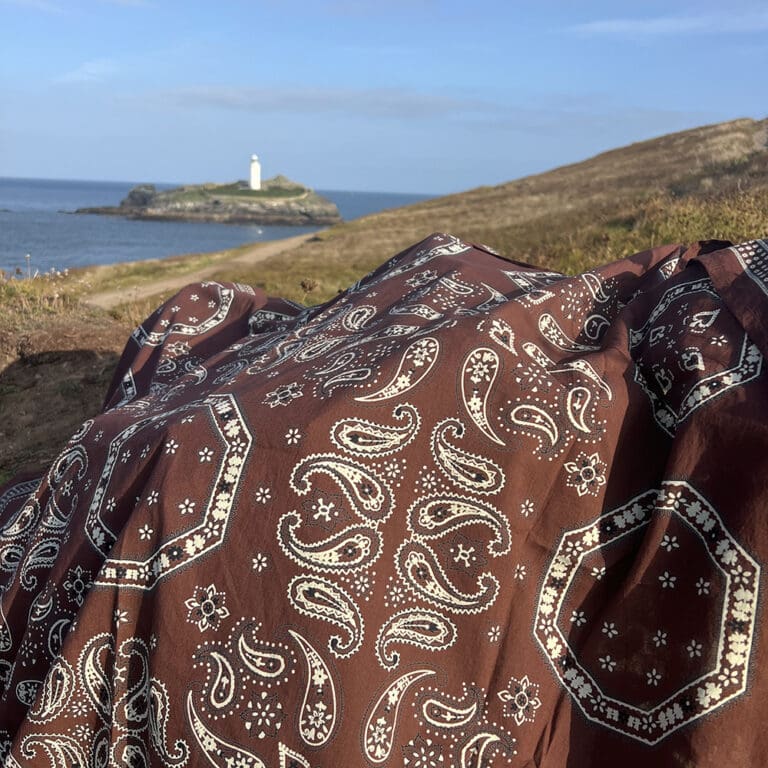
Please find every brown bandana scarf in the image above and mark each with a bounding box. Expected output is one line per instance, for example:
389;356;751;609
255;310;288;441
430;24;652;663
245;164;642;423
0;233;767;767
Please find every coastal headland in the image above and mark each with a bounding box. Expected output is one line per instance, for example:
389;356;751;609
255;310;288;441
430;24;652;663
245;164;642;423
76;174;342;226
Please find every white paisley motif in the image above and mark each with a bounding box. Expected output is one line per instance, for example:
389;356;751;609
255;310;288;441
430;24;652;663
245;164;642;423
430;419;505;495
288;629;338;747
375;609;456;670
356;337;439;402
363;669;435;763
187;692;265;768
460;347;505;446
330;404;420;457
288;575;365;658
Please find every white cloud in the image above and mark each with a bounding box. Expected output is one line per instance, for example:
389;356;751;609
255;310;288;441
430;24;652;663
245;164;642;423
569;11;768;37
157;85;722;148
56;58;117;84
165;86;499;120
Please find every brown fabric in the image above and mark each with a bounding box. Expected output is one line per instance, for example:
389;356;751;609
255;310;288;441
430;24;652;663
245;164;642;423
1;233;767;767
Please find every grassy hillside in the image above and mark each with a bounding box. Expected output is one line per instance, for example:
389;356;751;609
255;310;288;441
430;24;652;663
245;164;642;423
206;117;768;302
2;116;767;480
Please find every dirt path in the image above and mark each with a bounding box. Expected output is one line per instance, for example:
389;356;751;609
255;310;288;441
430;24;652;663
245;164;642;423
83;232;315;310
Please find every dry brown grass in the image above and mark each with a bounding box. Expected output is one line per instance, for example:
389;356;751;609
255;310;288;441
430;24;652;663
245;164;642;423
205;187;768;304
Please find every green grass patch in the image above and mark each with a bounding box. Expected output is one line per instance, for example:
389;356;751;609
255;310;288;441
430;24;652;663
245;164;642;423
209;184;306;199
164;184;306;203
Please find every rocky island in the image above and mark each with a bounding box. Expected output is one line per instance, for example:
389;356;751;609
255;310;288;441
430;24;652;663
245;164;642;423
76;175;342;226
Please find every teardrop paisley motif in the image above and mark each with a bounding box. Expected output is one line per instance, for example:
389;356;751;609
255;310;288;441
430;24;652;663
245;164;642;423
581;271;610;303
0;543;24;574
407;496;511;556
290;454;392;522
355;337;439;402
186;692;266;768
440;275;475;295
30;587;55;623
19;734;88;768
525;348;557;381
421;693;479;729
330;403;420;457
238;631;287;679
566;386;594;433
69;418;94;442
363;669;435;764
320;367;372;397
288;575;364;658
550;357;612;400
27;658;75;723
288;629;338;747
309;350;357;380
16;680;40;707
47;617;71;658
48;444;88;489
464;282;507;315
20;538;60;590
431;419;505;495
0;601;13;653
375;609;457;670
80;634;115;720
44;447;88;532
584;313;610;342
508;404;560;452
389;302;443;321
156;357;177;377
461;347;505;446
203;650;237;709
538;313;600;352
91;729;110;768
396;540;500;614
113;639;151;731
247;337;302;375
114;736;150;768
342;304;377;331
460;732;502;767
149;680;189;767
278;513;382;572
293;336;343;362
0;498;40;539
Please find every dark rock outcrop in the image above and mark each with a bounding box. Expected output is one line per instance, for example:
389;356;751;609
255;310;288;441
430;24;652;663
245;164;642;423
77;177;341;226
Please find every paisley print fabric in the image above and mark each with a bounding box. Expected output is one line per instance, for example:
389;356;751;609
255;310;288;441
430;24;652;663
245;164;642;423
1;233;768;766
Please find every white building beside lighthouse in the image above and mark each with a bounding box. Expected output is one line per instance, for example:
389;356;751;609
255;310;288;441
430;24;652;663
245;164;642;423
249;155;261;190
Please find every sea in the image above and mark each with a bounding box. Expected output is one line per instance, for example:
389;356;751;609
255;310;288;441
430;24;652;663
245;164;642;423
0;177;433;275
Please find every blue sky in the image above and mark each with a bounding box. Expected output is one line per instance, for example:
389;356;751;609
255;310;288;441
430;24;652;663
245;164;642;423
0;0;765;193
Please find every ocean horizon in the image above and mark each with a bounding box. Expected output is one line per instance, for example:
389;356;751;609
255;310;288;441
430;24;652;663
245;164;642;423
0;177;433;275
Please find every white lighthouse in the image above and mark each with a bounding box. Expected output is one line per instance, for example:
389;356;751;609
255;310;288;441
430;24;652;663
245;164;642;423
249;155;261;190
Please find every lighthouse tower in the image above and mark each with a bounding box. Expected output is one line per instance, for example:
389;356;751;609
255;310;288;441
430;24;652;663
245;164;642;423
249;155;261;191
